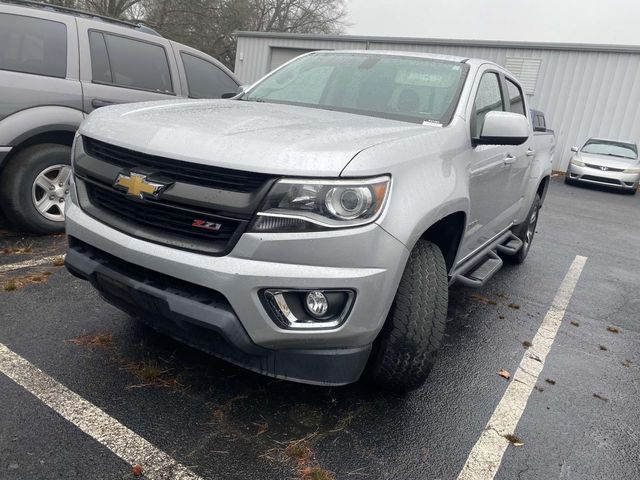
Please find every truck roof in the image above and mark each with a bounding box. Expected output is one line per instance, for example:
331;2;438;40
309;49;507;73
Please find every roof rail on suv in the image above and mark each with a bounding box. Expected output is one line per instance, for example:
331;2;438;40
1;0;162;36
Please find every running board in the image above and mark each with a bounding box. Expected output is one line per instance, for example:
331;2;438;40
454;251;503;287
496;235;523;256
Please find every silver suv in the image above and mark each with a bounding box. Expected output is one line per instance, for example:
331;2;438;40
0;0;239;233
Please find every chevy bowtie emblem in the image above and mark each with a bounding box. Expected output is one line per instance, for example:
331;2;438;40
114;172;168;199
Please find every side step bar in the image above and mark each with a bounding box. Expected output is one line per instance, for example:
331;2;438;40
450;231;523;287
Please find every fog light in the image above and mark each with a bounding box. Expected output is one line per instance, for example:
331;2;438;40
260;289;355;330
305;291;328;318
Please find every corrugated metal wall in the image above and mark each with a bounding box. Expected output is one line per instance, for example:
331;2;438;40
235;34;640;171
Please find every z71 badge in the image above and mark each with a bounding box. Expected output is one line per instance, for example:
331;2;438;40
192;219;222;231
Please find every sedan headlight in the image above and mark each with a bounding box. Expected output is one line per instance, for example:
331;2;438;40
251;176;391;232
623;166;640;174
570;158;585;167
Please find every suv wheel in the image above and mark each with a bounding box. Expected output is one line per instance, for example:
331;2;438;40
365;240;448;392
505;193;541;265
0;144;72;234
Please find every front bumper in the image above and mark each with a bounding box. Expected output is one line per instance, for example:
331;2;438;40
65;201;409;385
566;164;640;190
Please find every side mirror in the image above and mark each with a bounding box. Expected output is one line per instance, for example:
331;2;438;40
221;85;248;99
571;146;579;153
475;111;529;146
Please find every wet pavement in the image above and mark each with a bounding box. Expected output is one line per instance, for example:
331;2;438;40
1;177;639;480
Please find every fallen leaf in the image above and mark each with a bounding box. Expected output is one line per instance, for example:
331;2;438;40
508;303;521;310
132;464;143;477
593;393;608;402
570;320;580;327
521;340;532;349
599;345;608;351
497;369;511;380
503;433;524;446
622;359;632;368
607;326;620;334
545;378;556;385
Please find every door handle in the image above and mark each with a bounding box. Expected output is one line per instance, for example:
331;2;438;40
91;99;116;108
504;154;516;165
526;148;536;157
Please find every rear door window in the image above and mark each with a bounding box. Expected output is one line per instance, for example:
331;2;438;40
181;53;238;98
89;31;173;93
0;13;67;78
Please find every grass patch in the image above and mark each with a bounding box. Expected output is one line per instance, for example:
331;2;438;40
2;241;34;254
2;274;50;291
67;332;114;350
123;358;184;391
300;466;335;480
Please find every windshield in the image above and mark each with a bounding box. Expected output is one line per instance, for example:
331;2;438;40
582;140;638;159
245;52;469;125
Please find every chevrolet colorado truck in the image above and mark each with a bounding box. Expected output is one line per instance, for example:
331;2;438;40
65;51;553;392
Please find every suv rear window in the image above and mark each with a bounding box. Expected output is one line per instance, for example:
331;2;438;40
89;31;173;93
0;13;67;78
181;53;238;99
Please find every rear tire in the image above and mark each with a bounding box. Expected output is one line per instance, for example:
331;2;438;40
365;240;448;392
505;193;541;265
0;144;72;234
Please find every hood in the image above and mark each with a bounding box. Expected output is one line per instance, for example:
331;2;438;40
578;152;638;170
79;99;431;176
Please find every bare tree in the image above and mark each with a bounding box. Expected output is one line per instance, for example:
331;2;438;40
43;0;144;19
43;0;348;66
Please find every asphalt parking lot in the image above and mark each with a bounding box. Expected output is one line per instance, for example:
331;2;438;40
1;177;639;480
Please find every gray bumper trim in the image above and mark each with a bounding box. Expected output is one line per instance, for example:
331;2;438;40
65;239;371;386
0;147;12;169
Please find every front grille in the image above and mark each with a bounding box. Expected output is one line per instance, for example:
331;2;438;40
85;181;243;250
84;137;271;193
585;163;625;172
581;175;621;185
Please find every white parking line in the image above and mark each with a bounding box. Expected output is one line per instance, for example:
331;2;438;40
457;255;588;480
0;343;203;480
0;255;65;274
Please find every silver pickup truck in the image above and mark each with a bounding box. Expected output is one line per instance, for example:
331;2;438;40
65;51;554;392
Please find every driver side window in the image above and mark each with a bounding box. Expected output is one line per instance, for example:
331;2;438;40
472;72;505;138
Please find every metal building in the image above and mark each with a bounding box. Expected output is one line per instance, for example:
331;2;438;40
234;32;640;171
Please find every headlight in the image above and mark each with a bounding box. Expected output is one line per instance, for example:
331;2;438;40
623;166;640;174
570;158;585;167
250;176;390;232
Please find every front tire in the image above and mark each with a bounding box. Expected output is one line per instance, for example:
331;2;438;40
0;144;72;234
366;240;448;392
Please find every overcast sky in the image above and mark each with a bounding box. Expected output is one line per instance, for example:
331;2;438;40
346;0;640;46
